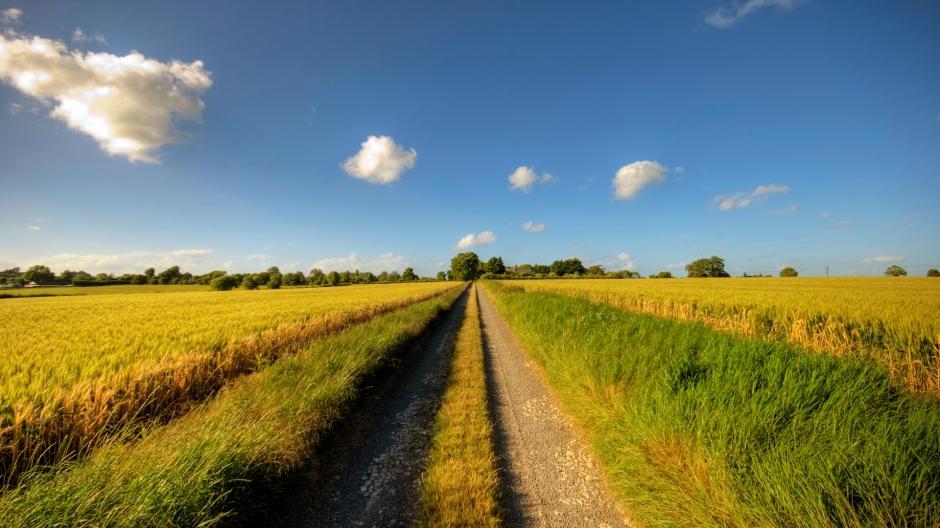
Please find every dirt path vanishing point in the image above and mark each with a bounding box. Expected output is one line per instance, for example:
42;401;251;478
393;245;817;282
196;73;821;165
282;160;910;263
477;286;631;528
261;289;468;528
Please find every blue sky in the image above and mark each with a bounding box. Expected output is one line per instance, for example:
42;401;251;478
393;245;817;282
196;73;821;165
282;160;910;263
0;0;938;276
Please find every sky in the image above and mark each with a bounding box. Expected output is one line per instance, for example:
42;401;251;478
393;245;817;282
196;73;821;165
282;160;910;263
0;0;938;277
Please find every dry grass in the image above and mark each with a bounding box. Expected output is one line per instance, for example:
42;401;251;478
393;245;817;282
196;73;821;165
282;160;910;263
505;278;940;396
0;283;458;487
417;285;501;528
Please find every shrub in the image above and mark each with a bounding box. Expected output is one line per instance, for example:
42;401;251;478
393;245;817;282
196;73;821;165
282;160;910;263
209;276;240;291
779;267;798;277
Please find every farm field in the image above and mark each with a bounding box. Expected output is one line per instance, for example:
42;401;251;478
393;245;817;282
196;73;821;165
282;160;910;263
504;277;940;395
0;282;458;486
482;281;940;527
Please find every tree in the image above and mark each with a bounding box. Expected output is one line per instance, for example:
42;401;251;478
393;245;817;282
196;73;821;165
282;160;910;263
885;265;907;277
685;256;730;278
308;268;326;285
241;275;259;290
779;267;799;277
144;267;156;284
550;258;586;276
650;271;673;278
484;256;506;275
157;266;181;284
377;271;390;282
267;276;282;289
586;265;606;277
210;275;240;291
326;271;340;286
928;269;940;277
436;271;447;280
402;267;417;281
388;271;402;281
24;265;55;283
451;252;482;280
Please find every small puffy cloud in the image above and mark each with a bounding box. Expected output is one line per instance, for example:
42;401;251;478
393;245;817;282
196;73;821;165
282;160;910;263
835;219;856;227
666;262;687;270
508;166;555;192
617;252;635;269
342;135;416;185
1;8;22;24
311;252;408;272
246;254;269;262
704;0;804;29
27;224;41;231
769;205;798;217
0;30;212;162
522;220;544;233
612;161;666;200
617;252;632;261
714;183;789;211
29;248;214;274
71;28;106;45
455;230;496;249
865;255;903;263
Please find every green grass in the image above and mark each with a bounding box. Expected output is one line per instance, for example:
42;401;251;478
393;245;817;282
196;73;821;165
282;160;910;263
482;281;940;528
0;288;464;527
418;285;501;527
0;284;210;297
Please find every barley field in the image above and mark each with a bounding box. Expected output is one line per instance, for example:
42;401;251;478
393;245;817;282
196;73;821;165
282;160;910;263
504;278;940;395
0;282;458;486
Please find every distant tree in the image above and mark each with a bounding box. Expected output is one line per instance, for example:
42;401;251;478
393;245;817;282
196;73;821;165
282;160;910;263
241;275;259;290
267;276;282;289
326;271;340;286
779;267;799;277
532;264;551;276
377;271;390;282
144;267;156;284
885;265;907;277
95;273;113;282
436;271;447;281
157;266;181;285
446;270;453;281
928;269;940;277
210;275;240;291
308;268;326;285
24;265;55;283
388;271;402;281
550;258;586;276
282;271;306;286
57;270;76;282
650;271;673;279
451;252;482;280
402;267;417;281
484;256;506;275
586;265;606;277
685;256;730;278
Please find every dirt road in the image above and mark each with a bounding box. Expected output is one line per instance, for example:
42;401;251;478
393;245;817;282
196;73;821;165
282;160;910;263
478;286;630;528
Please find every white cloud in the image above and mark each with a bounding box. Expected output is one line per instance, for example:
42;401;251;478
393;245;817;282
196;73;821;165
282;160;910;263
617;252;632;261
1;8;22;24
666;262;687;270
714;183;790;211
247;254;269;262
342;135;416;185
455;230;496;249
28;248;214;274
835;219;856;227
820;210;831;219
508;166;555;192
221;260;236;270
704;0;804;29
770;204;798;216
617;252;635;270
0;29;211;163
612;161;666;200
27;224;40;231
865;255;903;263
72;28;86;43
522;220;544;233
311;252;408;272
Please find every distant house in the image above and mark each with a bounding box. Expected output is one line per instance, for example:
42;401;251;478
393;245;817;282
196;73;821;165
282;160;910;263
25;281;39;288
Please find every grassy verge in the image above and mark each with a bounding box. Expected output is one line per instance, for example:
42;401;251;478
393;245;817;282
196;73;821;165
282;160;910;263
482;281;940;528
0;288;464;527
417;285;501;528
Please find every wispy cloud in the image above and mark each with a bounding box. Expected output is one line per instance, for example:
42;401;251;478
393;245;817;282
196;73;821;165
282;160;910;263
612;161;666;200
617;252;635;269
522;220;545;233
342;135;416;185
769;204;798;217
1;8;22;24
311;252;408;272
865;255;903;263
72;27;108;46
713;183;790;211
835;219;856;227
0;23;212;163
28;249;214;274
508;166;555;192
704;0;805;29
455;230;496;249
246;254;269;262
27;224;41;231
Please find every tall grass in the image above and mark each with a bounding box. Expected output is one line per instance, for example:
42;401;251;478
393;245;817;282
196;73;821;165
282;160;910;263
0;288;464;527
506;278;940;396
0;282;457;488
418;285;501;528
483;282;940;528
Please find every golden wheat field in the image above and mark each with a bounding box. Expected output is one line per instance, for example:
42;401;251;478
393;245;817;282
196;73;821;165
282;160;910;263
505;277;940;395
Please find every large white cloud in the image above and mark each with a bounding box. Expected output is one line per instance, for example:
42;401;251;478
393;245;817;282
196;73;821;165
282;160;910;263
714;183;790;211
522;220;545;233
704;0;804;29
508;166;555;192
0;29;211;163
28;249;214;274
612;161;666;200
455;230;496;249
342;135;416;185
311;252;408;272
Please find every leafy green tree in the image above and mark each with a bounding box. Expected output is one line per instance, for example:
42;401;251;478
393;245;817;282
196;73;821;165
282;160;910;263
885;265;907;277
157;266;181;284
241;275;259;290
484;256;506;275
210;275;240;291
532;264;551;276
267;276;282;289
550;258;586;276
377;271;390;282
928;269;940;277
685;256;730;278
650;271;673;278
779;267;799;277
451;252;482;280
402;267;417;281
144;267;156;284
436;271;447;281
308;268;326;285
586;265;606;277
24;265;55;283
388;271;402;281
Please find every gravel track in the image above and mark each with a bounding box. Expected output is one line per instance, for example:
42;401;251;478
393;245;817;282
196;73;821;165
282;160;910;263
478;286;631;528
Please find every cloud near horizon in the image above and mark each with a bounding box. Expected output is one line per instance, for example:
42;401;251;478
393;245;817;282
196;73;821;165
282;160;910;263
0;26;212;163
342;135;416;185
455;230;496;249
612;161;666;200
865;255;903;263
522;220;545;233
311;252;408;273
704;0;804;29
714;183;790;211
26;249;214;274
